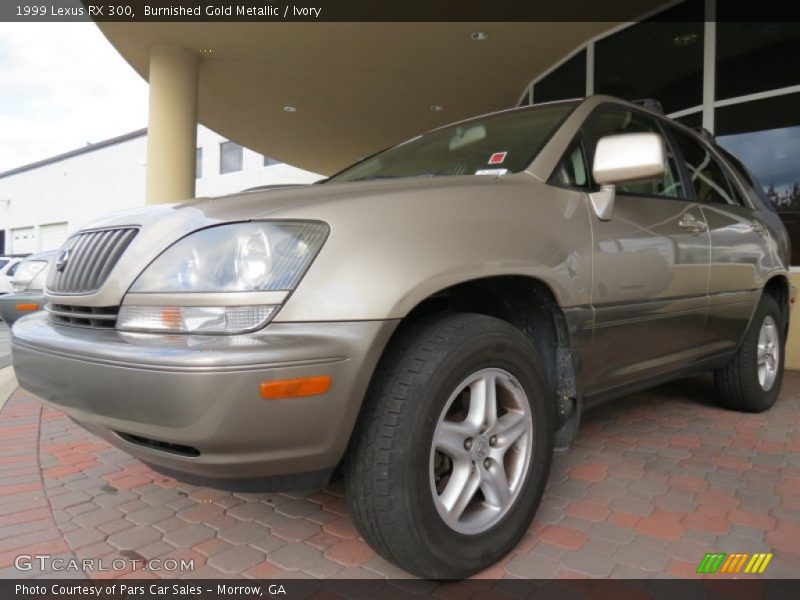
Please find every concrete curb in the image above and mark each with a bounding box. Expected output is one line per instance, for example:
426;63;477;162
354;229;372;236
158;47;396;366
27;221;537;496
0;366;17;412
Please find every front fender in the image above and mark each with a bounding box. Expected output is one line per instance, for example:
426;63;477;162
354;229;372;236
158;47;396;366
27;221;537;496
275;177;593;322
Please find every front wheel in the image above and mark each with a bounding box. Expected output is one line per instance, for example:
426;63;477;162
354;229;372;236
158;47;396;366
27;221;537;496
345;313;554;579
714;294;785;413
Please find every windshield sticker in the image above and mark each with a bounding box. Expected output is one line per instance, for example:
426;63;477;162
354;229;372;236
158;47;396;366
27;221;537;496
488;152;507;165
475;168;508;176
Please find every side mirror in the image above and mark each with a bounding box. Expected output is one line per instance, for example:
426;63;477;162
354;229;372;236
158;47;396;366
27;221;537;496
589;132;667;220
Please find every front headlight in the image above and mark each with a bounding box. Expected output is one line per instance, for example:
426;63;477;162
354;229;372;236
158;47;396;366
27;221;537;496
130;221;328;293
118;221;328;334
12;260;48;292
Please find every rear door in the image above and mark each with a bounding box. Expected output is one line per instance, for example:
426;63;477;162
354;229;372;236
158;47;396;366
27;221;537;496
580;107;711;394
666;125;768;354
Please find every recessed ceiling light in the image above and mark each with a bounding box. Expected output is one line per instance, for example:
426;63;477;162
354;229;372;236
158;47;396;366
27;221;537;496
470;32;489;41
673;33;699;46
430;105;444;112
283;106;297;112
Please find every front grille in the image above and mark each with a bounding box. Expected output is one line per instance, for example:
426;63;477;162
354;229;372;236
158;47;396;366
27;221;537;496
47;227;138;294
47;303;119;329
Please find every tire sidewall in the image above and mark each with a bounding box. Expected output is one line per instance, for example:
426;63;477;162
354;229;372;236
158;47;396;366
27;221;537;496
399;325;553;576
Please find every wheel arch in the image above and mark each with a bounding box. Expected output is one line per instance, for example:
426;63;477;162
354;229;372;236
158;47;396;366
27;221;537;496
762;274;791;332
396;275;572;387
360;274;579;432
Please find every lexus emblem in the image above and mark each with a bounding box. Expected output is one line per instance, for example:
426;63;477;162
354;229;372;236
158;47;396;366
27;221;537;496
55;249;71;272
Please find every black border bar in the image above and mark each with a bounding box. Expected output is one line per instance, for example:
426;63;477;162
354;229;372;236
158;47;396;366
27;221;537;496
3;0;800;22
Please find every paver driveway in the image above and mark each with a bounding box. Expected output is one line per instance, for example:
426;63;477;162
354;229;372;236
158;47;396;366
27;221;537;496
0;372;798;584
0;323;10;369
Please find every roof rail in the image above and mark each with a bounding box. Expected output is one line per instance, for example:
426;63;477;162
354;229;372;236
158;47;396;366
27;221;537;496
631;99;664;114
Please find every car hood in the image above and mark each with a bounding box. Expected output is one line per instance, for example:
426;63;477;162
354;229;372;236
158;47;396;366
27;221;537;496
48;174;517;307
81;175;503;230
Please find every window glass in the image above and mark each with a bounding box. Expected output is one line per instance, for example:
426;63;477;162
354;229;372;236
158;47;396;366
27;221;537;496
585;109;684;199
7;262;19;277
518;88;531;107
533;50;586;104
263;155;279;167
0;260;8;269
716;17;800;101
195;148;203;179
716;93;800;264
669;127;738;205
329;102;578;183
220;142;243;174
551;142;589;189
594;0;703;114
675;112;702;130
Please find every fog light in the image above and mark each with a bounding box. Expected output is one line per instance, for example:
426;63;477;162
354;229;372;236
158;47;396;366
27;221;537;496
117;305;278;334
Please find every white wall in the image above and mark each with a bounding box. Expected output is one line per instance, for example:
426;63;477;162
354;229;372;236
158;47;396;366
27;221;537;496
195;127;320;197
0;134;147;254
0;125;321;254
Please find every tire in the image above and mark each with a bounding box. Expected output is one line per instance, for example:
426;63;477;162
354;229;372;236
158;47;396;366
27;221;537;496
714;294;785;413
344;313;554;579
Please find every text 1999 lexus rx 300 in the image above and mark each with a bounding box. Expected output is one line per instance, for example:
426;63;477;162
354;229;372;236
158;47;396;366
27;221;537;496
12;96;790;579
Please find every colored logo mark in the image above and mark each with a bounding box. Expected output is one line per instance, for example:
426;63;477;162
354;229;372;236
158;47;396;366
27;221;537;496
696;552;773;574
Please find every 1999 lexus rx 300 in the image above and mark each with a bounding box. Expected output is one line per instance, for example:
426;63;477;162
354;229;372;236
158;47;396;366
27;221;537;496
12;95;791;579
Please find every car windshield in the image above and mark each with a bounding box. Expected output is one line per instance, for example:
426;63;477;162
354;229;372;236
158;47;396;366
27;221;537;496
329;102;578;183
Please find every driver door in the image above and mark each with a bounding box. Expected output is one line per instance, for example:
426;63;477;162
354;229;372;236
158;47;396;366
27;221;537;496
580;107;711;395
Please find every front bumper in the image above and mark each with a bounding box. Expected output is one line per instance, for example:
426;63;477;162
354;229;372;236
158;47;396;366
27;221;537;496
12;312;397;489
0;291;44;325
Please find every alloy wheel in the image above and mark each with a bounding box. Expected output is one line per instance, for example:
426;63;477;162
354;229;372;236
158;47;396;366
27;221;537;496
757;315;780;391
429;368;533;535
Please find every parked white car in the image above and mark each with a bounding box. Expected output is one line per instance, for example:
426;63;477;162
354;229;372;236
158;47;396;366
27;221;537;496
0;257;22;295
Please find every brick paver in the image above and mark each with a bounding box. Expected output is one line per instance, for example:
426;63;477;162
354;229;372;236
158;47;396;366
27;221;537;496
0;372;798;581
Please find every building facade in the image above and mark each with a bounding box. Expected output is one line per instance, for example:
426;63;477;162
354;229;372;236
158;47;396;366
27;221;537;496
0;125;320;255
518;0;800;266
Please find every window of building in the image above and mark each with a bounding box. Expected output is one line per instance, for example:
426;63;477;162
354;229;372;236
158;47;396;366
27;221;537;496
533;50;586;104
263;155;279;167
220;142;243;174
716;92;800;264
669;127;739;205
584;108;684;199
594;0;704;114
195;148;203;179
716;16;800;101
674;112;702;130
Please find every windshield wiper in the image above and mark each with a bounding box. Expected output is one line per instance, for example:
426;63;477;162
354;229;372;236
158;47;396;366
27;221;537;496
354;172;449;182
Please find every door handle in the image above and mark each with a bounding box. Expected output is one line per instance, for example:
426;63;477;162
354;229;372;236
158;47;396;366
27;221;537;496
678;214;708;233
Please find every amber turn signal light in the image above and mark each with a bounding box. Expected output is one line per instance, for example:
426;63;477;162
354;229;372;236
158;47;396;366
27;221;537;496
15;304;39;311
260;375;332;400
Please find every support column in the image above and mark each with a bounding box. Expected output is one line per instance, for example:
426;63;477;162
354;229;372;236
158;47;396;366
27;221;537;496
146;45;198;204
